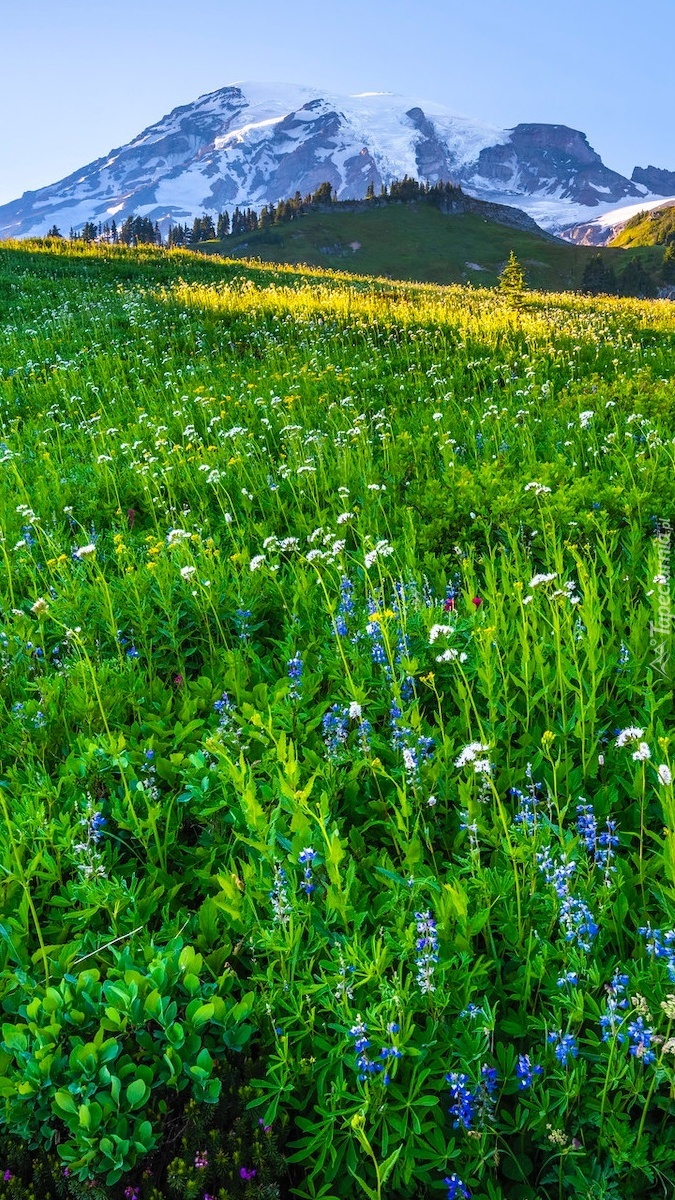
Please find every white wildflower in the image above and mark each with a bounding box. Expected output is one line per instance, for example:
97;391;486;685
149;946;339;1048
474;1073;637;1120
455;742;490;769
658;764;672;786
429;623;454;643
632;743;651;762
249;555;266;572
180;565;197;579
529;572;557;588
75;543;96;560
615;726;644;747
166;528;190;546
349;702;362;720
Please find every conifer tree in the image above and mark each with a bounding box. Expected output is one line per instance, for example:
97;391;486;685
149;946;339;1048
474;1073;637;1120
617;256;657;299
581;254;617;296
662;244;675;284
499;251;527;303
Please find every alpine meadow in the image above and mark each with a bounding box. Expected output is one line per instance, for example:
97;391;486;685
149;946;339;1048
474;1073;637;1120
1;234;675;1200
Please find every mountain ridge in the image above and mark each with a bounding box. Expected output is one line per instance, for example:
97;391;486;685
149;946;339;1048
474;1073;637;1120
0;81;672;240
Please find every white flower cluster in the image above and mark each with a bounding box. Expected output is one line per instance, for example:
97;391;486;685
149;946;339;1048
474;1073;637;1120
364;540;394;569
429;624;454;643
455;742;490;769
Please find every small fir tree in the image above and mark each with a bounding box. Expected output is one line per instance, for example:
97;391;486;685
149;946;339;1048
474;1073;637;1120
499;251;527;303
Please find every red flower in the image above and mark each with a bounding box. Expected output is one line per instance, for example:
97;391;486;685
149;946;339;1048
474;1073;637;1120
443;597;456;612
471;596;483;608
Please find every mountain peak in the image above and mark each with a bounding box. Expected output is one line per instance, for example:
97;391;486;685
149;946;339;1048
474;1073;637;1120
0;82;650;239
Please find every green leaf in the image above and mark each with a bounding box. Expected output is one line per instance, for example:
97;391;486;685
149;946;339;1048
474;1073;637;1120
126;1078;150;1110
348;1171;378;1200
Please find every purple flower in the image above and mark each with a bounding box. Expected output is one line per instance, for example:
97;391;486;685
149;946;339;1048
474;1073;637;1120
240;1166;257;1181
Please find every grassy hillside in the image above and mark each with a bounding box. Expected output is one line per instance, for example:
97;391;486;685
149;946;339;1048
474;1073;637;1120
1;241;675;1200
610;201;675;248
194;201;663;289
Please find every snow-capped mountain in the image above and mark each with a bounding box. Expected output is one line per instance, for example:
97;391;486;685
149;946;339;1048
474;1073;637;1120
0;81;668;238
563;195;675;246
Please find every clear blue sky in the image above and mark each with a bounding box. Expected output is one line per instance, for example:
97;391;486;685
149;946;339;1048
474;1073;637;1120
1;0;673;205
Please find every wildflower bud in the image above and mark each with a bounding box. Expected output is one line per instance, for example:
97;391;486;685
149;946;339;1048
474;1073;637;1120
30;597;49;617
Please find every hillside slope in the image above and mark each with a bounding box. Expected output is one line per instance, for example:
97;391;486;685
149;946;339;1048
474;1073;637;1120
610;201;675;248
194;200;662;290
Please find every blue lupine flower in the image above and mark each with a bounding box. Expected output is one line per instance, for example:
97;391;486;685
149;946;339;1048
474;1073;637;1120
414;909;439;994
349;1019;382;1080
577;801;619;881
335;579;354;637
443;1174;470;1200
537;848;576;897
234;607;252;641
417;735;435;759
600;971;629;1042
628;1017;656;1064
481;1064;498;1095
339;576;354;615
548;1031;579;1065
577;802;597;852
298;847;317;895
446;1072;475;1129
88;812;106;843
515;1055;542;1089
287;655;303;701
366;601;387;664
512;773;543;834
557;972;579;987
322;703;349;756
559;895;598;951
460;1004;483;1019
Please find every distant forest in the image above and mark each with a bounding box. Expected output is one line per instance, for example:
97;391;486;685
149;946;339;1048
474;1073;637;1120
47;177;464;248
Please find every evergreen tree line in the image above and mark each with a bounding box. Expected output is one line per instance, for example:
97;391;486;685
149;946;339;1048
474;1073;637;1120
581;249;675;298
47;217;162;246
43;178;468;249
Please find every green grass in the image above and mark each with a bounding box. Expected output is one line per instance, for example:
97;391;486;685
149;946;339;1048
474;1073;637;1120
194;202;663;289
0;240;674;1200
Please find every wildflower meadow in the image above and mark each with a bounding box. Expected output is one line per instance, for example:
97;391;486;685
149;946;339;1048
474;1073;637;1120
0;239;674;1200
